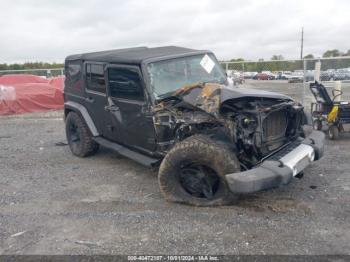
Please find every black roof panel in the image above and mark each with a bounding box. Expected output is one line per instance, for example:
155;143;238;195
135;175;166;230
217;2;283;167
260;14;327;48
65;46;208;64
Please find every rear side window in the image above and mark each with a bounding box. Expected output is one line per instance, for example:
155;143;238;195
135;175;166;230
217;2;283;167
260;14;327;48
86;63;106;93
65;62;81;88
108;67;144;101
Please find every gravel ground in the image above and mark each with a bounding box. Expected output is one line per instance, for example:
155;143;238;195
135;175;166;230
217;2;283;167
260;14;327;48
0;81;350;255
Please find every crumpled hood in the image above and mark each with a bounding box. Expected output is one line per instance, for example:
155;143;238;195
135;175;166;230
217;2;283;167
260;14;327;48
220;86;292;101
170;83;292;115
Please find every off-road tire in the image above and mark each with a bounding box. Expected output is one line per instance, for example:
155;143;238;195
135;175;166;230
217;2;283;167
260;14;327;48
65;111;99;157
158;135;240;206
328;125;339;140
313;119;322;131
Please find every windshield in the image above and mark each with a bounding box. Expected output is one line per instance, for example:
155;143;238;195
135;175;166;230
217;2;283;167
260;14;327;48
146;53;227;98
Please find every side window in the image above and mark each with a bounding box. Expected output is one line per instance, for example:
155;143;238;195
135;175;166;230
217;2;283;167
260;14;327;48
86;63;106;93
65;63;81;88
108;67;144;101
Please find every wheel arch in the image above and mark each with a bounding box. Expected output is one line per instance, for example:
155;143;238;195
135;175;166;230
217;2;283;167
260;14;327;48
64;101;99;136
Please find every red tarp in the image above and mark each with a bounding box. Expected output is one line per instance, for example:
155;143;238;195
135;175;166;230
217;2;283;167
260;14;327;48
0;74;64;115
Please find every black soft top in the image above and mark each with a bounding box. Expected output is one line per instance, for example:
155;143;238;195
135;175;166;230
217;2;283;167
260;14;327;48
65;46;209;64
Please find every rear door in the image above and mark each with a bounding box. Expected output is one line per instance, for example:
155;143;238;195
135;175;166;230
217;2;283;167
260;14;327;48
105;64;156;152
83;62;114;138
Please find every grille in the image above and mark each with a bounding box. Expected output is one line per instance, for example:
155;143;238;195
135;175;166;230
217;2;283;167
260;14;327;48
263;110;288;141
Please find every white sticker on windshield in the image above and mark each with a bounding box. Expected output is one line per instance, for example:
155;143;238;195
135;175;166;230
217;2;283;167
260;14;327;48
200;54;215;74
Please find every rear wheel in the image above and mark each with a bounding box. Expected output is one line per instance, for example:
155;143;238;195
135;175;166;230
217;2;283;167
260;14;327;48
328;125;339;140
158;135;240;206
65;111;99;157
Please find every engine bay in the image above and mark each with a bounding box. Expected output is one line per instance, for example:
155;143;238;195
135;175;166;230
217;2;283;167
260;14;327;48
220;97;305;168
153;95;305;169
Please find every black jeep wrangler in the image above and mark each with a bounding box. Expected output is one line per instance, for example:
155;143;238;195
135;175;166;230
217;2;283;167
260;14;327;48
64;46;325;206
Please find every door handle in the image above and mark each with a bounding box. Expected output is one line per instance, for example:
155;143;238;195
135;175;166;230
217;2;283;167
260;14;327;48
86;97;94;103
104;104;119;112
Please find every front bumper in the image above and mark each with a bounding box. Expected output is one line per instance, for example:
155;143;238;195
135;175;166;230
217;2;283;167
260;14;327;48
225;128;325;194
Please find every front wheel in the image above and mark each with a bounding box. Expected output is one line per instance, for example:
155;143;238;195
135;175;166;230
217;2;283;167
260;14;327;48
158;135;240;206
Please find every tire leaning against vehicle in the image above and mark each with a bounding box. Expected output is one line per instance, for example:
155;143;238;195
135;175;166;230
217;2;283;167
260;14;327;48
65;111;99;157
158;134;240;206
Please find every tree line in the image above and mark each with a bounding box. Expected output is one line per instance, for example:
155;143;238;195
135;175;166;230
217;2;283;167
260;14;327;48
0;62;64;71
229;49;350;62
226;49;350;72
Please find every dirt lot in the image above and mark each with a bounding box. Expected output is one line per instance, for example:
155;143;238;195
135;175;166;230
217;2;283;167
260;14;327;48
0;81;350;255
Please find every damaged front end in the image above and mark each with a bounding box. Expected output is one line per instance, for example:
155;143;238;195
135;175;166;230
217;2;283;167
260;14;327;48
153;82;325;194
220;97;305;168
152;91;220;152
152;83;305;168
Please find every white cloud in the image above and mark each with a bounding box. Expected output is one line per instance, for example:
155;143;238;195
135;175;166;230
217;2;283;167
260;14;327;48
0;0;350;63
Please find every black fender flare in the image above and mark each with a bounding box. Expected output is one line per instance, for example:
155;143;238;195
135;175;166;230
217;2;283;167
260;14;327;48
64;101;99;136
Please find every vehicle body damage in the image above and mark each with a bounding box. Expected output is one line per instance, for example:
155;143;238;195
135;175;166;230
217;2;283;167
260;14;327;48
153;82;305;169
64;46;325;206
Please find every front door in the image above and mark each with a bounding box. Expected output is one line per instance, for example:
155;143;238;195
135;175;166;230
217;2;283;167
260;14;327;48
105;65;156;152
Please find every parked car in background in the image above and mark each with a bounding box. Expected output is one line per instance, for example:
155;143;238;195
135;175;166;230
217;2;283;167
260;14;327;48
276;71;291;80
243;71;258;79
226;70;244;86
253;73;269;80
343;69;350;80
327;69;336;79
288;72;304;83
320;71;333;81
254;72;275;80
232;71;244;85
262;71;276;80
333;69;350;80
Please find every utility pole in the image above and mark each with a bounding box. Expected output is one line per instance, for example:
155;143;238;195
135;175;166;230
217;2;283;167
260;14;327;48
300;27;304;60
300;27;305;105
